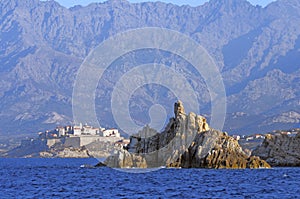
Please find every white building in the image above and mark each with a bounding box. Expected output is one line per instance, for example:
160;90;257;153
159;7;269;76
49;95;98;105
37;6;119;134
101;129;120;137
83;126;99;135
73;123;100;136
73;123;120;137
74;123;83;136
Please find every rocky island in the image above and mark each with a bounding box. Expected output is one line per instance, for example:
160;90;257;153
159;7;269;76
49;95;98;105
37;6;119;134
102;101;270;169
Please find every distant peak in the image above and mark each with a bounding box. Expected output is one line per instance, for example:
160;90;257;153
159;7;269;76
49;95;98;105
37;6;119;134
205;0;255;13
208;0;252;7
105;0;130;4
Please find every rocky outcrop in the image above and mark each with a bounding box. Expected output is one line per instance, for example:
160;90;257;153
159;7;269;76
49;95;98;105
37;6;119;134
39;140;119;158
252;133;300;166
174;100;185;117
171;130;269;169
6;134;119;158
104;101;270;169
40;147;91;158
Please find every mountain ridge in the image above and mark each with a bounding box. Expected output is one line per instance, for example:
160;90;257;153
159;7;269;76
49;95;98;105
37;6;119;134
0;0;299;136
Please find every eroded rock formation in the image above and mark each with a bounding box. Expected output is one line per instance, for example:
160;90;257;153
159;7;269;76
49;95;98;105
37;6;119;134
252;133;300;166
104;101;270;169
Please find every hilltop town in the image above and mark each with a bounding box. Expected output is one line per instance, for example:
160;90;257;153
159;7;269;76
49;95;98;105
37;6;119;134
3;123;129;158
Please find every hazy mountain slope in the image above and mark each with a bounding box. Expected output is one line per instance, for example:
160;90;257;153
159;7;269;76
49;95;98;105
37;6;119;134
0;0;299;136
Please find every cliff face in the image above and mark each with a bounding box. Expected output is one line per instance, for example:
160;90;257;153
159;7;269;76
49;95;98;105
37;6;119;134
104;101;270;169
252;133;300;166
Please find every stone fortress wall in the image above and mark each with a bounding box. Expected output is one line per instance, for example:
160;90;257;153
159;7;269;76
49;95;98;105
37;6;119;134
47;136;122;148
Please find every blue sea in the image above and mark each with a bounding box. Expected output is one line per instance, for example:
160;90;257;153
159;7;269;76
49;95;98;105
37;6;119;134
0;158;299;199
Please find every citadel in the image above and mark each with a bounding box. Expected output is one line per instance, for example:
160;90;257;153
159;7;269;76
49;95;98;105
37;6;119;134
40;123;122;149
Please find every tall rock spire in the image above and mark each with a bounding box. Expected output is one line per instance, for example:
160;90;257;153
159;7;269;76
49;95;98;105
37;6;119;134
174;100;185;117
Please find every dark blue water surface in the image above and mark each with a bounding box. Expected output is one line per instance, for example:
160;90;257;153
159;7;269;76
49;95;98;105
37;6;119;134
0;158;299;199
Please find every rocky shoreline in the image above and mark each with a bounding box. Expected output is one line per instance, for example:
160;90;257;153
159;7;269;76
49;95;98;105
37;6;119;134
102;101;270;169
4;136;119;159
252;132;300;167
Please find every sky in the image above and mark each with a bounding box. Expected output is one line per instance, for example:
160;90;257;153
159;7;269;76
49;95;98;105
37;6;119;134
54;0;276;8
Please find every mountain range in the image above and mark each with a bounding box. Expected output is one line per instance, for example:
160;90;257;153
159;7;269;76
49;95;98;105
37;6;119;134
0;0;299;136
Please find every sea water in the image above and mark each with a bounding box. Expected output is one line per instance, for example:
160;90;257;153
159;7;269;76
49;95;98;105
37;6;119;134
0;158;299;198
